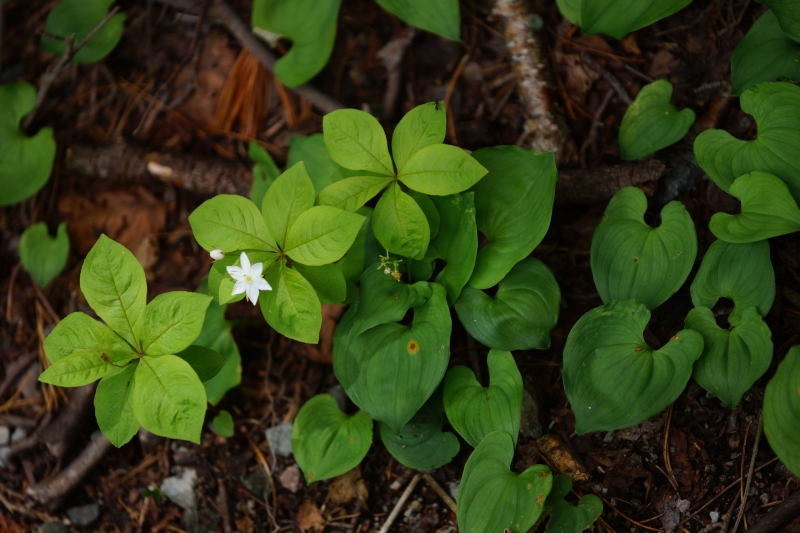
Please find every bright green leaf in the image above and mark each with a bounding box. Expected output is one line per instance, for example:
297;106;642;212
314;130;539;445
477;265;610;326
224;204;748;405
262;162;316;248
443;350;523;448
40;352;135;387
212;410;235;438
407;190;440;239
95;363;139;447
391;101;447;172
249;141;280;208
42;0;125;63
293;263;347;304
139;292;212;356
563;299;704;434
428;193;477;305
19;222;69;287
372;183;430;258
456;258;560;351
398;144;487;196
336;206;372;284
619;80;695;160
292;394;373;483
591;187;697;310
193;288;242;405
759;0;800;42
690;239;775;324
287;134;339;193
80;235;147;347
323;109;394;176
544;475;603;533
458;430;553;533
133;354;207;443
284;206;366;266
176;345;227;382
44;311;135;364
469;147;556;289
189;194;277;253
316;175;392;212
763;345;800;477
578;0;693;39
261;261;322;343
375;0;460;41
0;81;56;206
685;306;772;409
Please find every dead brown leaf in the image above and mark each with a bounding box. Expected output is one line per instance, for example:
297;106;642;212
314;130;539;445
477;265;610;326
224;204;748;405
297;500;325;533
554;52;599;106
301;304;345;364
328;466;369;506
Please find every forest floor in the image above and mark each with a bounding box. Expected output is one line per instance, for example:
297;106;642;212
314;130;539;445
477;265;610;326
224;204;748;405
1;0;799;532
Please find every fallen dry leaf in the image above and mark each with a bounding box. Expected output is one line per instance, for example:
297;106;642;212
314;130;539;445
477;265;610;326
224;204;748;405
328;466;369;506
297;500;325;533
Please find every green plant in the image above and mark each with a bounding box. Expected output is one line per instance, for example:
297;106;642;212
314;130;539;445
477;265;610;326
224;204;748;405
39;235;223;446
19;222;70;288
763;345;800;476
556;0;693;39
212;410;235;437
42;0;126;63
758;0;800;41
252;0;459;88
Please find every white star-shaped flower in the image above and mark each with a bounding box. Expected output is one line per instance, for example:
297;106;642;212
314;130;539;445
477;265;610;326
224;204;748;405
226;251;271;305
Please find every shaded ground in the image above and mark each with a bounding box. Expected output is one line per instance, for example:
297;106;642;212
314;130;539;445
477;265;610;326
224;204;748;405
1;0;799;532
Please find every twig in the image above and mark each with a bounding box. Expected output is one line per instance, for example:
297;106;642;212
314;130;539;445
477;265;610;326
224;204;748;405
444;54;470;146
40;383;97;459
379;474;421;533
556;161;665;205
421;473;457;514
579;89;614;168
0;352;38;400
662;404;680;491
731;412;762;533
0;483;58;522
5;263;20;322
590;486;664;532
32;282;60;325
747;489;800;533
22;7;121;131
378;29;414;121
579;52;633;105
218;479;233;533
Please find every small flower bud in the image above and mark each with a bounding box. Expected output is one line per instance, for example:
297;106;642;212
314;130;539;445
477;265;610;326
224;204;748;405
210;249;225;261
384;267;392;274
392;270;402;281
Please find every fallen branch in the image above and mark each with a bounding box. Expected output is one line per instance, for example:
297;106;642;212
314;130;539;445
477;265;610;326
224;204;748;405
556;161;666;205
537;434;592;487
40;383;96;459
379;473;421;533
492;0;575;162
748;489;800;533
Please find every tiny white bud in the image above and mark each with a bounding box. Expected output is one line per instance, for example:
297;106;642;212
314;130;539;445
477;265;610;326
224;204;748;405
210;249;225;261
384;267;392;274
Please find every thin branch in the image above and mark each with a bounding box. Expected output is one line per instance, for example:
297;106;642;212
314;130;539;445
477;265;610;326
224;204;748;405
379;474;421;533
580;52;633;105
731;412;763;533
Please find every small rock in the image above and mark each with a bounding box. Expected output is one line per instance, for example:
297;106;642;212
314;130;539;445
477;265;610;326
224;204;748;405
603;431;615;443
0;426;9;446
279;465;301;493
38;522;69;533
748;486;758;497
161;468;198;510
760;493;770;505
67;503;100;526
327;384;350;412
709;511;720;524
404;499;423;518
10;427;25;442
265;423;293;457
171;441;199;465
448;481;460;502
242;468;270;501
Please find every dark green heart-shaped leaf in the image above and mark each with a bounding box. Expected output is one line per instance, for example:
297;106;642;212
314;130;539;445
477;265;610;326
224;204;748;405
443;349;523;447
175;345;227;383
251;0;342;88
284;206;366;266
759;0;800;42
248;141;280;208
764;345;800;477
334;284;451;433
469;147;557;289
189;194;278;253
0;81;56;206
212;410;235;438
685;306;772;409
710;171;800;242
457;430;553;533
42;0;126;64
544;475;603;533
690;239;775;324
379;385;459;470
619;80;695;160
287;134;338;193
262;161;316;249
428;193;478;305
261;260;322;343
293;263;347;304
95;363;139;447
731;10;800;96
408;191;440;239
375;0;460;41
391;101;447;172
292;394;373;483
563;299;704;434
372;183;430;259
578;0;692;39
591;187;697;310
19;222;69;288
323;109;394;176
694;82;800;202
455;258;560;351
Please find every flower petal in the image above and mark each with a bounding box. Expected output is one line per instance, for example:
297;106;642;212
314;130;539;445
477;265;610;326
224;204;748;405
250;261;263;278
254;277;272;291
239;251;251;273
246;283;260;305
226;266;245;281
231;280;248;295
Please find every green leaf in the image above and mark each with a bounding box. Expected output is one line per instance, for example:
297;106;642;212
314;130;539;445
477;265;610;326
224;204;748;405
317;175;392;212
189;194;277;253
619;80;695;160
249;141;280;208
458;431;553;533
469;147;557;289
731;10;800;97
19;222;69;287
391;101;447;172
323;109;394;176
685;306;773;409
455;258;560;351
287;134;339;193
348;264;432;338
544;475;603;533
262;162;316;248
212;251;278;305
443;350;523;447
759;0;800;42
374;0;460;41
284;206;366;266
398;144;487;196
372;183;430;258
292;394;373;483
293;263;347;304
407;190;440;239
710;171;800;242
334;283;451;433
563;299;704;434
192;289;242;405
556;0;581;24
176;345;227;382
379;385;459;470
95;363;139;447
80;235;147;347
251;0;342;88
590;187;697;310
694;82;800;202
139;292;212;356
428;193;478;305
690;239;775;324
336;206;372;284
133;354;207;443
578;0;693;39
42;0;125;63
43;311;135;364
40;352;135;387
261;261;322;343
212;410;235;438
763;345;800;478
0;81;56;206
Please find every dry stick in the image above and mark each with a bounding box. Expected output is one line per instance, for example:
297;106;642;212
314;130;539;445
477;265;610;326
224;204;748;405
579;52;633;105
444;53;470;146
0;352;38;400
662;404;680;491
747;489;800;533
22;6;121;131
731;412;763;533
579;88;614;169
218;479;233;533
379;473;421;533
421;473;457;514
378;29;414;121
